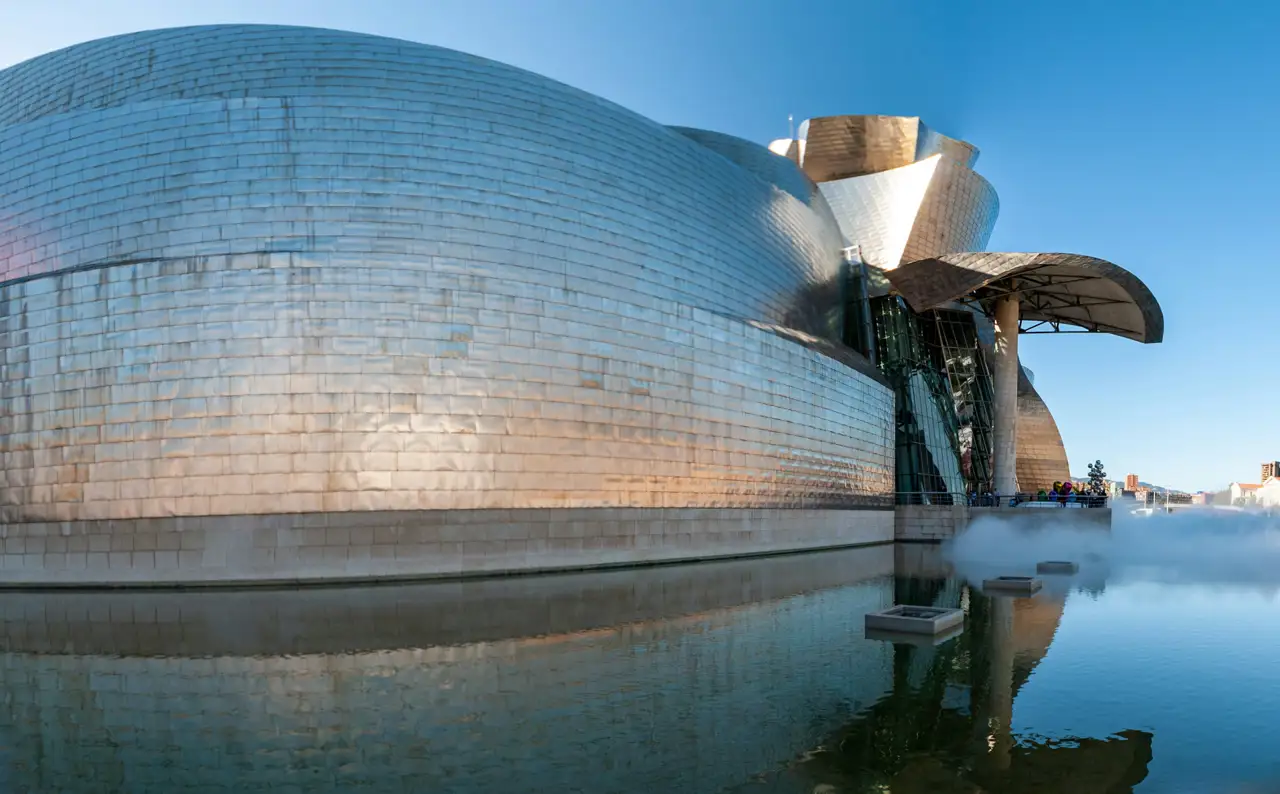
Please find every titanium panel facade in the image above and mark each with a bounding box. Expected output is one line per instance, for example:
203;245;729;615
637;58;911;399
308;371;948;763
0;258;893;522
670;127;826;207
816;156;999;269
0;26;894;583
783;115;1089;497
0;26;845;332
796;115;920;181
1016;367;1071;491
898;156;999;264
815;158;940;270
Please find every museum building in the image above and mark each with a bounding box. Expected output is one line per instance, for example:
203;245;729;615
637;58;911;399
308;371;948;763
0;26;1161;583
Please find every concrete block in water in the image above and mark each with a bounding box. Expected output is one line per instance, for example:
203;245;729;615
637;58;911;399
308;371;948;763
983;575;1043;595
1036;560;1079;574
864;605;964;635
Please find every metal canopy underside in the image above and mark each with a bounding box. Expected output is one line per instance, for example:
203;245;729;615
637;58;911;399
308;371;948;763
885;252;1164;343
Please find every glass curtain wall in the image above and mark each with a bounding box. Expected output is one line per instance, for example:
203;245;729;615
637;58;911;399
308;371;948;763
864;299;996;501
933;309;996;496
869;296;965;501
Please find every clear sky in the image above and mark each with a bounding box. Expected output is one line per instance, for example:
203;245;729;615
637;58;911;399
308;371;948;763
1;0;1274;492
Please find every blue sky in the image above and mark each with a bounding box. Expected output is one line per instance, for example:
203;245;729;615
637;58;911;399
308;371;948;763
1;0;1273;492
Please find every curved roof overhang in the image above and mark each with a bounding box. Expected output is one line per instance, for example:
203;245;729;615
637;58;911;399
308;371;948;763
885;252;1164;343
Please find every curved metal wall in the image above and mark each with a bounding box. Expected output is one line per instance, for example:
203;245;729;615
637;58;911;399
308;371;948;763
0;26;844;331
818;156;999;269
817;158;941;269
1016;368;1071;491
0;257;892;522
898;157;999;264
0;25;894;576
669;127;824;207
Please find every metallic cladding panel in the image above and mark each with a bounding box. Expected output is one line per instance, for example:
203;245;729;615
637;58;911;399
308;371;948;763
0;24;894;528
0;257;893;522
916;123;980;168
899;156;1000;264
1016;366;1070;491
818;159;941;269
817;156;998;270
0;26;842;340
797;115;921;182
670;126;822;207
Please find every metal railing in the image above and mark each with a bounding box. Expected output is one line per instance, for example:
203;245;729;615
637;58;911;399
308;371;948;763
895;491;1110;508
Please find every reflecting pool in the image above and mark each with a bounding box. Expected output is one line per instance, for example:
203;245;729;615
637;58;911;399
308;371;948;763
1;515;1278;793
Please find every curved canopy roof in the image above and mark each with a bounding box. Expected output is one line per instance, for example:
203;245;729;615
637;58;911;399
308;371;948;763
886;252;1164;343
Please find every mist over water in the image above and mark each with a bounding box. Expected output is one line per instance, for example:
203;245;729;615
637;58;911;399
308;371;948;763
944;508;1280;592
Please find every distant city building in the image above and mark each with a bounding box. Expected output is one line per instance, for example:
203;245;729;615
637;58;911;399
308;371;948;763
1125;473;1140;490
1262;461;1280;483
1191;492;1211;505
1257;478;1280;508
1229;482;1262;505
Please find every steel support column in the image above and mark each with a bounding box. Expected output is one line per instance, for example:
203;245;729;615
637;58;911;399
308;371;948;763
992;293;1020;496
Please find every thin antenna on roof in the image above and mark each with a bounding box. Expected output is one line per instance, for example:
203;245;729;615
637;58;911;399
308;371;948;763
788;114;795;139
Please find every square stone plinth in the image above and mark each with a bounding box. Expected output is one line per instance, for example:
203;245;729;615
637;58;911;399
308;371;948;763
983;575;1043;594
865;605;965;635
1036;560;1079;574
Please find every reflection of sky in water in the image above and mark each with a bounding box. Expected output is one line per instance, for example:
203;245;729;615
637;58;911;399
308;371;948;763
1016;582;1280;792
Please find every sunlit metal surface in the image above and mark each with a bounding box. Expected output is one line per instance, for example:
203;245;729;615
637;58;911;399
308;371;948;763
796;115;921;181
0;25;894;583
789;115;979;182
770;115;996;272
1016;367;1071;491
898;157;1000;264
818;159;941;269
671;126;826;206
778;114;1161;494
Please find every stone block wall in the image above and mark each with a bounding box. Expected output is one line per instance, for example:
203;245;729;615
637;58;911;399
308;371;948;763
896;504;1113;542
0;506;893;586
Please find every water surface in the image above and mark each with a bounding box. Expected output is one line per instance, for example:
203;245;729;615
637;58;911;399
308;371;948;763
1;516;1277;793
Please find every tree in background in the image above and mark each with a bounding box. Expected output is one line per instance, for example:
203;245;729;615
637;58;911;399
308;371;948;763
1087;460;1107;494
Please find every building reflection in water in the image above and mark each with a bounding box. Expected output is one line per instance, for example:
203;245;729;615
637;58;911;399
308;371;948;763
0;543;1151;793
779;545;1153;793
0;547;896;793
